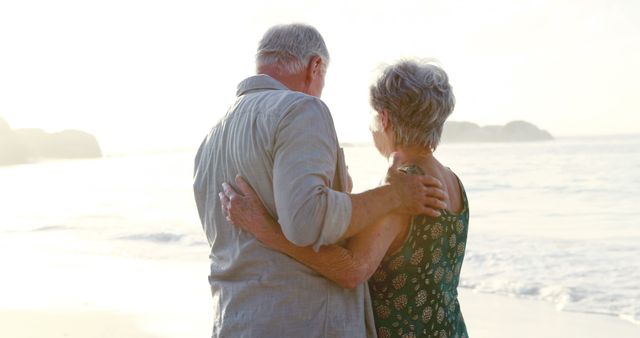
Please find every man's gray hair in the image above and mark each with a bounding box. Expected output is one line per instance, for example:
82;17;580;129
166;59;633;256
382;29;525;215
256;23;330;74
370;59;455;151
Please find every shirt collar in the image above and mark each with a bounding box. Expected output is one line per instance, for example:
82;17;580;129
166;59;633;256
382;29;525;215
236;74;289;96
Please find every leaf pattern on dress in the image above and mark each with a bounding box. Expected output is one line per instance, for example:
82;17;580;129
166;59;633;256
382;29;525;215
369;165;469;337
392;274;407;290
410;247;424;265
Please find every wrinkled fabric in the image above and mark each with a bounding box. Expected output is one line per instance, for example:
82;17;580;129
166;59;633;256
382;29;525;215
193;75;376;338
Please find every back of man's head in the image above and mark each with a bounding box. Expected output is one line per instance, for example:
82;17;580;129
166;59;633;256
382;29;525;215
256;23;330;75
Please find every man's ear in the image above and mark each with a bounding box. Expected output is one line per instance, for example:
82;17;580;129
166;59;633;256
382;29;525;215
306;55;323;80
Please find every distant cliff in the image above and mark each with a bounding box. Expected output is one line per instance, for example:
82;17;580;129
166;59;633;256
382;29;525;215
0;117;102;166
442;120;553;143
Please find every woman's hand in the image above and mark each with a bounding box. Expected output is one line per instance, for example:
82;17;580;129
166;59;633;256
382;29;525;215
219;175;278;242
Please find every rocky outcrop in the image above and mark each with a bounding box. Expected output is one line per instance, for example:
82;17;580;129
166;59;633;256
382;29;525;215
442;120;553;143
0;117;102;166
0;118;32;165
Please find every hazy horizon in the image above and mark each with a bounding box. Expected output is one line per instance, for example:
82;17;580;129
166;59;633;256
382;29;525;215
2;113;638;156
1;0;639;154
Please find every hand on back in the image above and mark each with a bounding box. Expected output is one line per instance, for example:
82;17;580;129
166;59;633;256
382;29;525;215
385;165;448;218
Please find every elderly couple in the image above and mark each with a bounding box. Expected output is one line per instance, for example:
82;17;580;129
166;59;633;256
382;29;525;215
193;23;469;338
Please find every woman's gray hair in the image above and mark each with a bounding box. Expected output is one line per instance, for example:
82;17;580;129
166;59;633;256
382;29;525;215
256;23;330;74
370;59;455;151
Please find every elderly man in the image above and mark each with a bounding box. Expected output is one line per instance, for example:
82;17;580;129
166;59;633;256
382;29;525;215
193;23;446;337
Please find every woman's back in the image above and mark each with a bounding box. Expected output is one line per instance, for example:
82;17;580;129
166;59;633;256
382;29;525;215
368;158;469;338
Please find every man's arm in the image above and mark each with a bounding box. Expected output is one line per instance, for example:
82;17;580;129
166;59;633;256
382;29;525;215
271;98;351;249
272;97;446;249
342;170;446;241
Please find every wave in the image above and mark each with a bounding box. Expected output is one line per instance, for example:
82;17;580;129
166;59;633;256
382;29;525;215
460;234;640;326
460;282;640;326
117;232;185;243
188;240;209;246
31;225;71;232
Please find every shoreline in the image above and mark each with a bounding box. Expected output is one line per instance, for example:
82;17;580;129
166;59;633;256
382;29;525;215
1;217;637;337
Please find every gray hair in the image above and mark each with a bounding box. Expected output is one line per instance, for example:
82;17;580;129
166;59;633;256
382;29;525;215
370;59;455;151
256;23;330;74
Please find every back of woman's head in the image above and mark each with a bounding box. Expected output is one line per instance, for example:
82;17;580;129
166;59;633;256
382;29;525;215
370;59;455;151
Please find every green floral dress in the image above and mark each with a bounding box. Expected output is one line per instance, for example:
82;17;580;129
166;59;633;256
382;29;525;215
369;165;469;338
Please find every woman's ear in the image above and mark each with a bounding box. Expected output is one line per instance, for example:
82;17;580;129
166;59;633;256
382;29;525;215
380;110;390;131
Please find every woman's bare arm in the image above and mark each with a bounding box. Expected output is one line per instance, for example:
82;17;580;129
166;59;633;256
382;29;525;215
221;176;408;289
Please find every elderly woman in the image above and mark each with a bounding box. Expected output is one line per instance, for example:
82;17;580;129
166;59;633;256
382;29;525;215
221;60;468;338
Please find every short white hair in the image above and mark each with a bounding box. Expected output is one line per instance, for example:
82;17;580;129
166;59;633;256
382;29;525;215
256;23;330;74
370;59;455;151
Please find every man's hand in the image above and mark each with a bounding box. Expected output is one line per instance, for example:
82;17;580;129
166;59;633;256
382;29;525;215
386;168;448;217
220;176;278;242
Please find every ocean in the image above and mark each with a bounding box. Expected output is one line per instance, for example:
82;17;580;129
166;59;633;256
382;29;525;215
0;134;638;327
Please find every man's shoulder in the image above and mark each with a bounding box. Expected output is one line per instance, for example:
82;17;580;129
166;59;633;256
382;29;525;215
243;90;332;128
263;89;329;111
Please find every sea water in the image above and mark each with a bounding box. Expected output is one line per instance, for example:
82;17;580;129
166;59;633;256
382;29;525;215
0;135;638;326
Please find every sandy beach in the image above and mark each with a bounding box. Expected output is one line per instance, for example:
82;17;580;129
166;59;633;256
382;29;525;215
0;310;160;338
459;289;639;338
1;207;638;338
1;287;638;337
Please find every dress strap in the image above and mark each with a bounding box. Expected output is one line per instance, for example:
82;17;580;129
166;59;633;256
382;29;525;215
452;172;468;206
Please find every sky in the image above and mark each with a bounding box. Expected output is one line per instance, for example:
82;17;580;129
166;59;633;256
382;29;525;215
1;0;639;154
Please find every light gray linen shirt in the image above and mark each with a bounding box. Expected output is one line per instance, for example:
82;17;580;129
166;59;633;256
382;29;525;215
193;75;376;338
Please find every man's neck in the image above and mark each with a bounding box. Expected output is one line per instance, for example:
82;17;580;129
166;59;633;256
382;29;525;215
257;65;307;94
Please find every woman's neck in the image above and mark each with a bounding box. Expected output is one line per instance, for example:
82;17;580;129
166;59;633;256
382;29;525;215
389;145;434;165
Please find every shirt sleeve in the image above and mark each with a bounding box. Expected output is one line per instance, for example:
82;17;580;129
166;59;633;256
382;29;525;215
272;97;352;251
